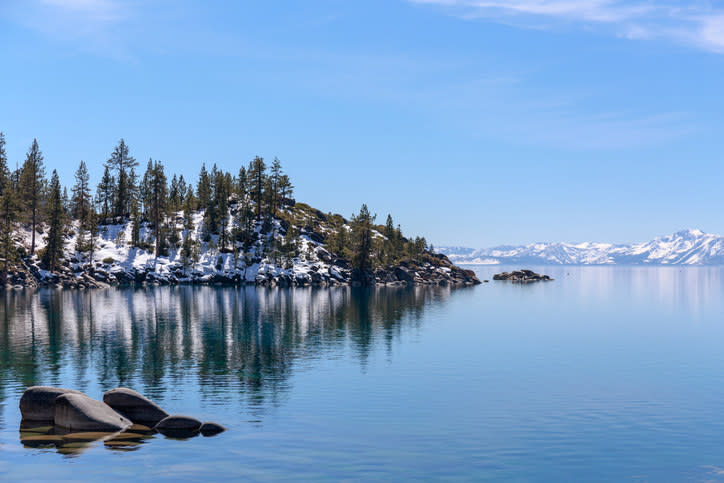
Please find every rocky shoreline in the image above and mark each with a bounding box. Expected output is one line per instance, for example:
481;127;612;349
3;254;481;290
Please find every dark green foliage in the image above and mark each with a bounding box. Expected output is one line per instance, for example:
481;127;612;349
130;201;141;248
233;196;255;249
20;139;45;255
327;214;350;259
267;157;282;216
168;174;185;212
0;141;18;281
143;160;167;256
248;156;266;219
351;204;376;272
72;160;92;235
105;139;138;217
180;231;194;271
204;165;234;246
236;167;247;197
0;132;10;196
183;186;195;231
139;158;153;218
42;171;65;271
96;166;115;219
196;164;211;210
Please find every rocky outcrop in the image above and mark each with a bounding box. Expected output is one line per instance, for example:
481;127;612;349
6;213;481;290
19;386;84;422
11;256;480;289
18;386;226;454
103;387;169;427
54;393;132;432
493;269;553;283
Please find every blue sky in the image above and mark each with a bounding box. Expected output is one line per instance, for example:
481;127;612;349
1;0;723;247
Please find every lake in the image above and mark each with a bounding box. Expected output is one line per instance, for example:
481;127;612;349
1;265;724;481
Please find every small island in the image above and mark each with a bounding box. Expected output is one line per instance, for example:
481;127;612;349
493;269;553;283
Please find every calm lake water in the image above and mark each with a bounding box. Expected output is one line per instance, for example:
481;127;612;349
1;266;724;481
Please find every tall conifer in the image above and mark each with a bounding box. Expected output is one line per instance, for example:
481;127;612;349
43;170;65;271
105;139;137;217
20;139;45;255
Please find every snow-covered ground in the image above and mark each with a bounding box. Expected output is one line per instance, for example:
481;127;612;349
7;204;479;288
14;207;341;286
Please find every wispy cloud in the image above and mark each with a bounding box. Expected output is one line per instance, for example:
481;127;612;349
409;0;724;53
38;0;123;20
1;0;133;58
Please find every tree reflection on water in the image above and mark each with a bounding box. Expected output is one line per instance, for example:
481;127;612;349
0;285;456;427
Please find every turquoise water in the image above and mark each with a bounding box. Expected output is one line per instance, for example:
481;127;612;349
1;266;724;481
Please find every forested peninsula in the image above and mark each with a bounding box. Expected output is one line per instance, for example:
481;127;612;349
0;134;479;289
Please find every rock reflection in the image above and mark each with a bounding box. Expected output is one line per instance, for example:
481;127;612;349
0;285;454;420
18;421;156;456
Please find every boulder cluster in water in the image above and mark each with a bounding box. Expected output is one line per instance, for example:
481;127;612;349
19;386;224;454
492;269;553;283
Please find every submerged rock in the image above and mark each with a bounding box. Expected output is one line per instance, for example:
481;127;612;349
200;422;226;437
103;387;168;426
155;415;202;431
19;386;84;422
493;269;553;283
20;434;64;447
54;393;132;432
155;415;202;438
128;423;154;434
61;431;116;443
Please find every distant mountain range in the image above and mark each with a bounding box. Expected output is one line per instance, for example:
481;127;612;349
436;229;724;265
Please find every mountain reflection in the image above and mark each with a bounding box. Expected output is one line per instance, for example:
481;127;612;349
0;285;454;418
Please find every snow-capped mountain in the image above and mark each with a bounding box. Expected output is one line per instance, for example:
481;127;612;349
437;229;724;265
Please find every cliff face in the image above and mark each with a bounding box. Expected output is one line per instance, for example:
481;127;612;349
4;202;480;289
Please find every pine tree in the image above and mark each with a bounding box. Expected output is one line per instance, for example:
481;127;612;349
268;157;282;216
73;163;92;254
0;132;10;196
128;167;139;216
72;160;92;228
196;164;211;210
383;214;396;264
96;166;115;219
130;200;141;248
147;160;167;256
169;174;183;212
248;156;266;219
62;187;71;217
177;175;187;206
236;166;247;198
233;195;255;248
351;204;376;273
210;167;232;248
20;139;46;255
204;164;220;234
140;158;153;217
384;214;395;239
42;170;65;271
278;174;293;209
0;144;17;283
182;186;195;231
105;139;138;217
